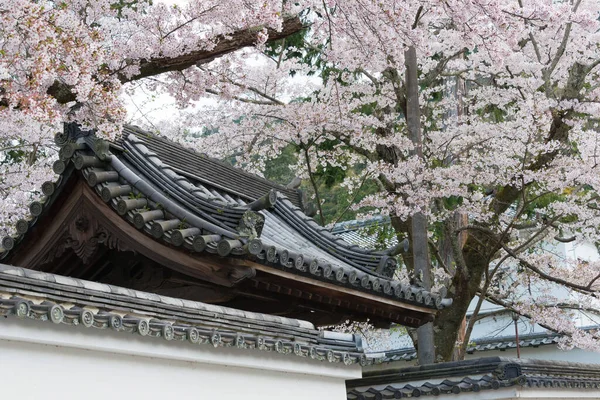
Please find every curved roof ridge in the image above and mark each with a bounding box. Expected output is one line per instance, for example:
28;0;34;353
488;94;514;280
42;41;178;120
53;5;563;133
120;125;304;207
121;133;250;230
273;197;397;277
93;141;240;239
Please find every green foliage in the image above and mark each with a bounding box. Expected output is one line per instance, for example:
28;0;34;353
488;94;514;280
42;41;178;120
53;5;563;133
442;195;463;210
261;143;380;225
522;191;565;219
0;140;50;167
110;0;153;19
263;17;353;85
2;148;26;165
263;144;297;185
477;103;507;123
314;164;346;188
310;173;379;225
360;219;398;250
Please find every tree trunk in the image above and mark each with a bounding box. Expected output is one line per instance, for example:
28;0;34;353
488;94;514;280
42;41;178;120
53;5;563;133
405;45;435;364
434;228;492;361
438;212;469;360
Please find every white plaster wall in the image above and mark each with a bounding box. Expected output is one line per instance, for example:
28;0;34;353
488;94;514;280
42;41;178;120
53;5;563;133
0;317;361;400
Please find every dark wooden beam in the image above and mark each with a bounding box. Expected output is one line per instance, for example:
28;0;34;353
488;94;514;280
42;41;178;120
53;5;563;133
234;259;436;327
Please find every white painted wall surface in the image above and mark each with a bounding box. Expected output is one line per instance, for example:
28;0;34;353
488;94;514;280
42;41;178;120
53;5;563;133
0;317;361;400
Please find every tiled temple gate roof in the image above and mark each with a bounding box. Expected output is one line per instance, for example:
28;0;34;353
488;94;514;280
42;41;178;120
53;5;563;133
0;123;451;326
117;126;305;208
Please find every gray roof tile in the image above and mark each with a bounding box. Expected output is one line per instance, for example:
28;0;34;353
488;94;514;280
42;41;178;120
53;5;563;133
347;357;600;398
120;125;304;208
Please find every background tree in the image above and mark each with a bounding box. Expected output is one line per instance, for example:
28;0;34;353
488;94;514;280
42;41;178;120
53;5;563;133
181;0;600;360
2;0;600;361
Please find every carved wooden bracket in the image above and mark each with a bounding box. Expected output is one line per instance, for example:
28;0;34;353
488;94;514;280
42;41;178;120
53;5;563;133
228;266;256;284
42;208;135;265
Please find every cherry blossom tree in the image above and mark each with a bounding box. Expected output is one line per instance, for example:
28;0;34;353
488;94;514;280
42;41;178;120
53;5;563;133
2;0;600;361
0;0;303;228
179;0;600;360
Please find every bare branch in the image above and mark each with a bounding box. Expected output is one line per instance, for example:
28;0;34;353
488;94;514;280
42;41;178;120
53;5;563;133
543;0;582;87
220;77;285;105
428;238;451;275
501;242;599;293
303;146;325;226
330;172;371;227
204;88;279;105
161;5;219;40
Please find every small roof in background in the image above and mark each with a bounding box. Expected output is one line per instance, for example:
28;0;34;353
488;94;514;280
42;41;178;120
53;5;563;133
347;356;600;399
332;217;397;250
379;330;565;363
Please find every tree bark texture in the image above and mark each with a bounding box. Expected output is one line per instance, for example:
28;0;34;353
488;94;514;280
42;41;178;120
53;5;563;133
405;45;435;364
48;16;305;104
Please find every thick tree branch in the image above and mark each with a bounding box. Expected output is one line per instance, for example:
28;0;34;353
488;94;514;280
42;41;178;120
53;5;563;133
48;16;306;104
458;251;512;359
129;16;305;82
500;242;599;293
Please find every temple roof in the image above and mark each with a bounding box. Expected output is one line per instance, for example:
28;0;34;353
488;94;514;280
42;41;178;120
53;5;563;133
378;331;564;363
0;263;373;365
0;123;450;327
332;217;397;250
347;356;600;398
116;126;399;277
